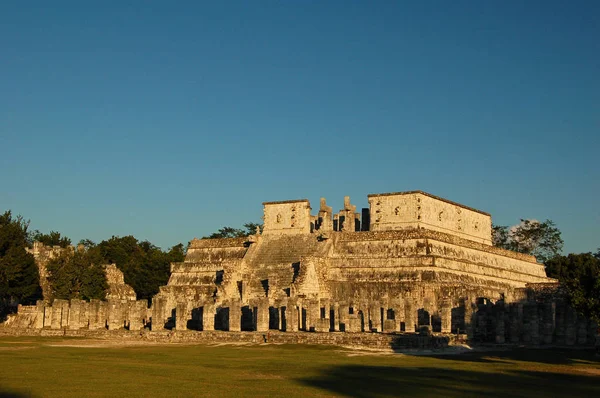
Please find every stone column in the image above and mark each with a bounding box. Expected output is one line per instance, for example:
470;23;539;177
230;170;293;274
151;298;166;331
203;303;215;331
256;299;269;332
287;305;298;332
175;302;187;330
229;301;241;332
542;302;556;345
463;298;476;339
332;303;340;332
404;300;416;333
107;300;124;330
43;304;52;328
369;303;382;332
68;299;82;330
34;301;45;329
440;300;452;334
494;301;505;344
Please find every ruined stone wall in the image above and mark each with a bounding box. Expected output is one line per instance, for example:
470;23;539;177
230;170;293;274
262;200;312;235
3;299;150;330
105;264;137;301
25;242;72;303
368;192;492;245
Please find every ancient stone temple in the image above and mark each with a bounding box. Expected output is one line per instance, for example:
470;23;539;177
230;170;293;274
151;191;555;335
7;191;596;346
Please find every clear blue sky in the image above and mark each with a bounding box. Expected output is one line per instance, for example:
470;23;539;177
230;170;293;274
1;1;598;254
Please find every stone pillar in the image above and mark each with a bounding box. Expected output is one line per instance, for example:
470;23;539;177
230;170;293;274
463;298;476;339
43;304;52;328
229;301;241;332
34;301;45;329
128;301;146;331
107;300;124;330
369;303;382;332
332;303;340;332
256;299;269;332
542;302;555;345
51;300;65;329
404;300;416;333
339;304;349;332
175;302;187;330
60;300;70;328
508;303;523;343
287;305;298;332
203;303;215;331
440;301;452;334
151;298;166;331
68;299;82;330
494;301;505;344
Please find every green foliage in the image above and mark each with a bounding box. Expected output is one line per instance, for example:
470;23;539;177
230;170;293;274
31;230;71;248
46;249;108;301
492;219;563;263
546;252;600;324
95;236;185;302
0;211;42;309
205;222;262;239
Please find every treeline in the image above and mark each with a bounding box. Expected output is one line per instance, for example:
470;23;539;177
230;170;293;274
0;210;185;318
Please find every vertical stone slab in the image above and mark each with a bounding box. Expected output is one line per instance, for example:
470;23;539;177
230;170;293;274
229;301;241;332
440;301;452;334
151;298;166;331
51;300;65;329
60;300;70;328
463;298;475;340
175;302;187;330
494;301;505;344
287;305;298;332
332;303;340;332
542;302;555;345
34;301;45;329
107;300;123;330
256;299;269;332
43;304;52;328
69;300;81;330
404;301;416;333
338;304;349;332
203;303;215;331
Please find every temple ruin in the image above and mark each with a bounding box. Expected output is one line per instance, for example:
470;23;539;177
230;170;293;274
5;191;597;346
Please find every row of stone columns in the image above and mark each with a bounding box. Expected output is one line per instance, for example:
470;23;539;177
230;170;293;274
166;299;456;334
34;299;150;330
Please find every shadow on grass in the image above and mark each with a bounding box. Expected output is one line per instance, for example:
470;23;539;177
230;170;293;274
0;390;33;398
297;365;600;398
429;347;600;365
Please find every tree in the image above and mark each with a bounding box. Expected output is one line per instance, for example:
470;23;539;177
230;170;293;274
31;230;71;248
492;219;563;263
205;222;263;239
94;236;185;303
546;253;600;324
46;249;107;301
0;211;42;318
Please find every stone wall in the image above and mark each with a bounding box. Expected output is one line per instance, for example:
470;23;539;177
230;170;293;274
368;191;492;245
4;299;150;330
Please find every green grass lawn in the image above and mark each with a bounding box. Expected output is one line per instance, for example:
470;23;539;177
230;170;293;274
0;337;598;397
